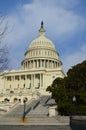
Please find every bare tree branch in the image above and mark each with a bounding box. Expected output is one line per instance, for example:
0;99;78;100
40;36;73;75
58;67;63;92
0;13;9;72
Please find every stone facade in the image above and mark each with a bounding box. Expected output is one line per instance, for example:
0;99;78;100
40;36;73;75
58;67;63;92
0;22;65;103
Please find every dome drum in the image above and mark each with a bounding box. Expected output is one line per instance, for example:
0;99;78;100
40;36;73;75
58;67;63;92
21;57;62;70
25;48;59;60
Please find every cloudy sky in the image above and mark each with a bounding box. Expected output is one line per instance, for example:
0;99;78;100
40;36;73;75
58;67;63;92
0;0;86;73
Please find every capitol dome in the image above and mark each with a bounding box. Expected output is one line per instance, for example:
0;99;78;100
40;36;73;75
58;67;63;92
21;21;62;70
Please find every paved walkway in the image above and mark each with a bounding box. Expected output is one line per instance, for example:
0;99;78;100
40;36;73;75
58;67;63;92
0;124;71;130
0;116;69;125
0;116;71;130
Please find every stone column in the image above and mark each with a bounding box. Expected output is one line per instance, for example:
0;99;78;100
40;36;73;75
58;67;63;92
48;60;50;68
40;74;41;88
31;74;33;90
56;61;57;68
49;60;51;68
45;60;46;68
37;60;38;68
33;60;35;68
42;60;43;67
18;76;21;92
25;75;27;91
28;61;30;69
12;76;14;91
32;60;33;68
33;74;35;90
25;62;27;69
51;61;53;69
29;61;30;68
40;60;42;68
43;60;45;68
35;60;37;68
41;74;43;87
11;76;13;91
3;76;6;94
26;61;28;69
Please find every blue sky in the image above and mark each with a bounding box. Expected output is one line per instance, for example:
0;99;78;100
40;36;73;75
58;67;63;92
0;0;86;73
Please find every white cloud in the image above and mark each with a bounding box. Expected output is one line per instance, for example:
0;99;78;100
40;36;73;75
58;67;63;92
32;0;79;9
5;0;85;45
63;44;86;73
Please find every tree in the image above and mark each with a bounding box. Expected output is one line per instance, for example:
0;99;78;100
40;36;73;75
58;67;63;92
0;13;9;72
47;60;86;115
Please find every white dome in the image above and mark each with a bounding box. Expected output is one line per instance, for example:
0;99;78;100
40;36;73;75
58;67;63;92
29;21;55;50
29;35;55;50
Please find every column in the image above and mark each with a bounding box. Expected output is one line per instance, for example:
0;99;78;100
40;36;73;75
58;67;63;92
52;61;53;68
25;62;27;69
53;61;55;68
41;74;43;87
33;74;35;89
42;60;43;67
3;76;6;94
40;74;41;88
18;76;21;92
11;76;13;91
31;74;33;90
25;75;27;91
50;61;51;68
39;60;40;67
24;62;26;69
46;60;48;68
45;60;47;68
32;60;33;68
33;60;35;68
28;61;30;69
37;60;38;68
56;62;57;68
26;61;28;69
35;60;37;68
39;74;43;88
11;76;14;91
44;60;45;68
48;60;50;68
40;60;42;68
49;60;50;68
29;61;30;68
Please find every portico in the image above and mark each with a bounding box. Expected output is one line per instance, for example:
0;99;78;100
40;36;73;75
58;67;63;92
4;73;44;93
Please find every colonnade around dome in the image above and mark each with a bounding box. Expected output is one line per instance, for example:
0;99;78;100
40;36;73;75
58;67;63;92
22;59;62;70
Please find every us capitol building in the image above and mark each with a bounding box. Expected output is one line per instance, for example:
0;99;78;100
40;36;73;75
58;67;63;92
0;22;65;103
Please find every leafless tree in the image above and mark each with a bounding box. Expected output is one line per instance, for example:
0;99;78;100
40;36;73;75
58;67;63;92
0;14;9;72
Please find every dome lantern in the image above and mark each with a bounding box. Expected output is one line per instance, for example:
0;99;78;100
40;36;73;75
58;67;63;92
39;21;45;36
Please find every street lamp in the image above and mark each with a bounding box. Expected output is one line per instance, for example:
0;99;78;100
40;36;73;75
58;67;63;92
73;96;76;115
22;98;27;121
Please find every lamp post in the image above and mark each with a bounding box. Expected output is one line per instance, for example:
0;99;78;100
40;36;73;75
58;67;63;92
73;96;76;115
22;98;27;121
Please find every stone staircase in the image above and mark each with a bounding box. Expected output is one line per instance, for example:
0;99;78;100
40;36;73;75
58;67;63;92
26;96;51;118
5;96;51;118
